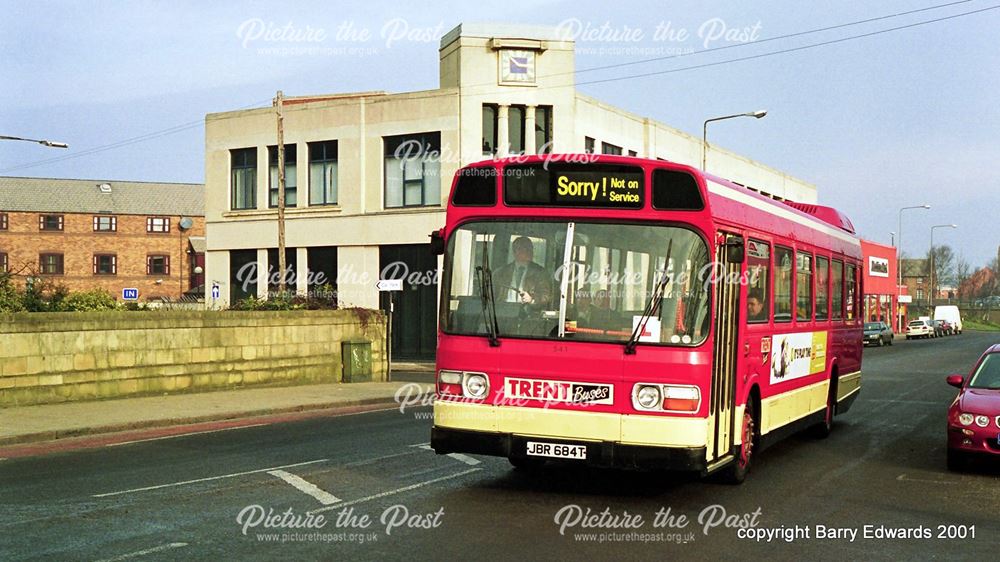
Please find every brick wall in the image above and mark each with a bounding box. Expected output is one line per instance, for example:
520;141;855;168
0;309;386;406
0;210;205;300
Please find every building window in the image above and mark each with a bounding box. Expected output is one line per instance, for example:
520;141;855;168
268;144;297;208
308;140;338;206
601;142;622;155
147;255;170;275
147;217;170;233
584;137;595;154
93;215;117;232
0;252;7;273
231;147;257;210
384;132;441;208
508;106;526;154
39;215;63;231
534;106;552;153
628;149;638;157
39;253;64;275
796;252;813;321
0;213;7;230
93;254;117;275
482;104;498;156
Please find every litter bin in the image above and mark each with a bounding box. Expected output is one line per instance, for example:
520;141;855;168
342;341;372;382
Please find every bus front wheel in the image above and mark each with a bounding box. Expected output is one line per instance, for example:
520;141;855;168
723;401;756;484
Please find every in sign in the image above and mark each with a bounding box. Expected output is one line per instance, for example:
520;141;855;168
122;288;139;301
376;279;403;291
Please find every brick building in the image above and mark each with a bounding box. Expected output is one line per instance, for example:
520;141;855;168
0;177;204;301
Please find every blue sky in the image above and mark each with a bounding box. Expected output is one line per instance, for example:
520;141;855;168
2;0;998;268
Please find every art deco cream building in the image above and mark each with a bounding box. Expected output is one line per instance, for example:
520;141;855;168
204;23;817;358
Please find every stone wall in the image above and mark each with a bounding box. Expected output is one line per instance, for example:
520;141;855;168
0;309;386;407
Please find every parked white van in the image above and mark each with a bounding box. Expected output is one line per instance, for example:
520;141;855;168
934;305;963;334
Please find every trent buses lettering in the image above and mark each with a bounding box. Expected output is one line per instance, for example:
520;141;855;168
555;172;642;207
505;377;614;406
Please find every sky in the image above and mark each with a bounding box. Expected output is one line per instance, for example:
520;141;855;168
2;0;998;268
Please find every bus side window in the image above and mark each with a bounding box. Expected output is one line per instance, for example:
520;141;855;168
746;240;770;323
846;263;857;321
796;251;813;321
815;256;830;321
773;246;793;322
831;259;844;320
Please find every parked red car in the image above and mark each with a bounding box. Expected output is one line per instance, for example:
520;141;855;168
947;344;1000;470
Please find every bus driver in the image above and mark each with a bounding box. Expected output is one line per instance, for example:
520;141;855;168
495;236;553;308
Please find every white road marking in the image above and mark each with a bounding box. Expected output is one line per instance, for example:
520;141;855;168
896;473;958;485
105;423;270;447
268;469;341;505
412;443;481;465
309;468;481;514
94;542;188;561
93;458;329;497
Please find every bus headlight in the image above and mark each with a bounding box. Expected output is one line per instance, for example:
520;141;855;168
463;372;489;399
958;413;974;426
635;385;661;410
974;415;989;428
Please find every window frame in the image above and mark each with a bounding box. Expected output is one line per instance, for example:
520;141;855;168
230;147;258;211
584;137;595;154
268;144;298;208
815;255;830;321
846;262;858;321
601;142;623;155
39;253;64;275
383;132;442;209
93;253;118;275
482;104;498;156
0;213;7;230
0;252;7;273
146;216;171;233
507;105;526;155
746;239;771;325
39;214;64;231
831;259;845;320
146;254;171;276
307;140;339;206
93;215;117;232
534;105;552;154
773;245;794;323
796;250;814;322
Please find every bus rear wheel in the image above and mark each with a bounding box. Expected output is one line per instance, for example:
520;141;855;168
812;382;836;438
723;401;756;484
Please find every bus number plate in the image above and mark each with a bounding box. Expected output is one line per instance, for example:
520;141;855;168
526;441;587;460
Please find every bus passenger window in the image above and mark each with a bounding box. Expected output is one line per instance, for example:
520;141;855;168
746;240;770;323
846;264;857;320
831;260;844;320
796;252;813;321
815;256;830;320
774;247;793;322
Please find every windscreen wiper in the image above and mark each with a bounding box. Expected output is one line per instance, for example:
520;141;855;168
625;240;673;355
476;239;501;347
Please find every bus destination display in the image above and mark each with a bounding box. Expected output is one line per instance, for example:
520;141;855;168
504;165;644;208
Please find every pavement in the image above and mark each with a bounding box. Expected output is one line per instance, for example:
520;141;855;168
0;363;435;448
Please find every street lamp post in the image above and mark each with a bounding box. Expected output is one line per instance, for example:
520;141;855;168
929;224;957;305
896;204;930;331
890;232;896;247
0;135;68;148
702;110;767;170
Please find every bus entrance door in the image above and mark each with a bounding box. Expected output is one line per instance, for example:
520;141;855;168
708;232;742;467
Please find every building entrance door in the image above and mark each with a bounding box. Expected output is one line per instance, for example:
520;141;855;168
379;244;438;360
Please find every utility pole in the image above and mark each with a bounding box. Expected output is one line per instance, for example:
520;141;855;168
275;90;287;294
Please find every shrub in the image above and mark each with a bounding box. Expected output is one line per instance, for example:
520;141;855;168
57;289;121;311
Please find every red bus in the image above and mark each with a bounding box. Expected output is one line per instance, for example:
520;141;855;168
430;155;863;482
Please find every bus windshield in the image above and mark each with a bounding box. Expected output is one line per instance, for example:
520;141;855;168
441;220;711;346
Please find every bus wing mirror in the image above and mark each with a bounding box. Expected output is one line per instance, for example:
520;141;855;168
725;238;745;264
430;229;445;255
